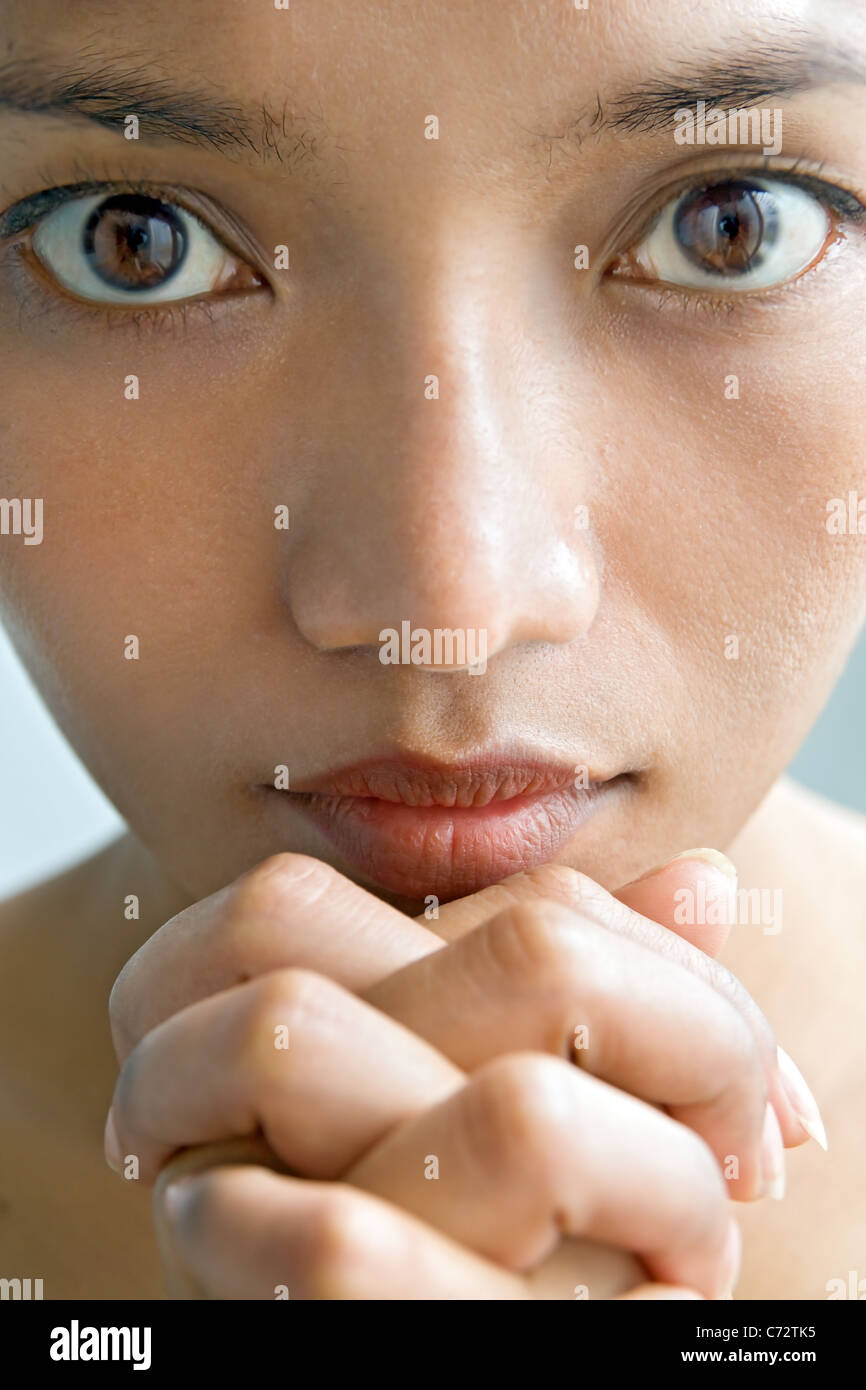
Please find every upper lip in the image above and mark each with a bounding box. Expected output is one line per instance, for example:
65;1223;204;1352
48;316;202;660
282;754;610;808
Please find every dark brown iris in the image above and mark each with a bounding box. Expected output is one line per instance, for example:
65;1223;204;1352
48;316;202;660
673;183;777;276
82;194;187;290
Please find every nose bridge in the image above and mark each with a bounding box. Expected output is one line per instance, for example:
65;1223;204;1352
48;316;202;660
396;248;523;557
286;205;600;658
373;189;540;477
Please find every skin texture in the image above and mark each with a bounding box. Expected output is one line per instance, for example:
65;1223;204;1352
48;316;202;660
1;0;866;906
105;856;780;1298
0;0;865;1298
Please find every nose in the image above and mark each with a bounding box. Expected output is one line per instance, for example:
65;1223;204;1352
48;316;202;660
283;229;601;666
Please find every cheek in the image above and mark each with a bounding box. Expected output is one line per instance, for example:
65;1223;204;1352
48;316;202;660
0;305;281;622
0;289;346;821
586;298;866;758
0;360;277;795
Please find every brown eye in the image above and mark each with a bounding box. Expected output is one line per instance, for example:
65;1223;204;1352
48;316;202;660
30;188;263;306
82;194;187;291
610;176;832;294
673;182;777;276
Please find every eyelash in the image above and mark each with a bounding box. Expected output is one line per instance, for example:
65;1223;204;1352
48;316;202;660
10;269;229;338
607;159;866;311
0;163;271;333
4;246;255;339
629;161;866;237
0;157;863;331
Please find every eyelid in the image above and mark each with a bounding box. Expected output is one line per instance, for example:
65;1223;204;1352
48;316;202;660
0;179;272;283
611;161;866;262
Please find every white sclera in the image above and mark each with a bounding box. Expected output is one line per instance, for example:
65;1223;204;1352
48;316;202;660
637;180;830;292
32;193;232;305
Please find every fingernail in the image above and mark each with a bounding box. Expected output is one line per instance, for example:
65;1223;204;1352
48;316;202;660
669;848;738;879
718;1217;741;1299
760;1101;786;1199
777;1046;828;1151
103;1109;122;1174
632;847;738;885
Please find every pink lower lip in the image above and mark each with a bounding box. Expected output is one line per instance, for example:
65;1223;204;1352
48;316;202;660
275;780;621;901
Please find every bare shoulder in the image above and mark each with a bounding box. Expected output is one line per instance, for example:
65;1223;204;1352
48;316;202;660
729;775;866;922
0;837;150;971
774;774;866;848
0;848;109;946
727;777;866;1299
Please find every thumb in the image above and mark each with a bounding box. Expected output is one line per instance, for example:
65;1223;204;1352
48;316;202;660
615;848;738;958
153;1136;288;1298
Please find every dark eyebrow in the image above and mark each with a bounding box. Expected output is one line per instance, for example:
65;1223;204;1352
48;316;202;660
0;56;325;166
601;39;866;136
1;32;864;167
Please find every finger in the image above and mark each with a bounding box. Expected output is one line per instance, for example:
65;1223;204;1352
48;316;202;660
420;861;601;943
108;968;462;1183
615;848;737;957
615;1285;705;1300
364;901;769;1198
347;1052;740;1300
154;1163;529;1300
618;855;824;1150
153;1157;703;1301
579;867;804;1149
153;1146;648;1301
110;850;807;1151
110;853;443;1062
431;861;804;1149
524;1238;644;1299
151;1137;289;1298
425;853;732;952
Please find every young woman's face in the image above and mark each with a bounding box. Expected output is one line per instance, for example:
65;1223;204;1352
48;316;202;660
1;0;864;908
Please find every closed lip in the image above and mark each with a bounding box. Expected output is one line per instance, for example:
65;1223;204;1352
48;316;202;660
286;754;609;806
262;752;628;902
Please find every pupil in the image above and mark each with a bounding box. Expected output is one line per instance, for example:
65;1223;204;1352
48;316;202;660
82;194;187;291
718;214;739;241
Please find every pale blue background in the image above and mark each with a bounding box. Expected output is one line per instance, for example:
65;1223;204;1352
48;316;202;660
1;618;864;898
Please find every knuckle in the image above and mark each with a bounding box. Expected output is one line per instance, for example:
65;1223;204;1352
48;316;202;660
482;902;607;1020
696;955;778;1062
465;1052;578;1186
237;968;333;1074
519;863;610;913
519;861;637;938
485;902;583;979
233;854;341;921
211;898;268;982
218;857;343;978
302;1188;388;1297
